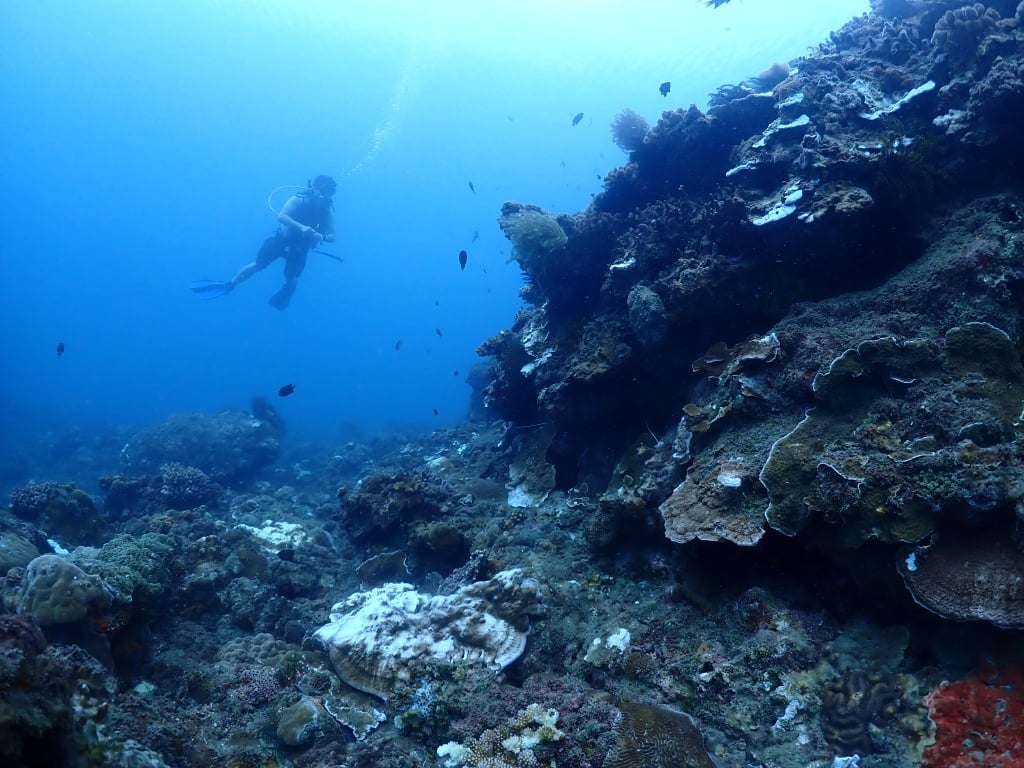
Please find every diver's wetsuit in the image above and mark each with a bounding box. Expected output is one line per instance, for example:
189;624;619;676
257;191;334;308
256;193;333;278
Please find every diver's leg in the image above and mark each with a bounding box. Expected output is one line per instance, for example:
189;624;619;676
269;250;308;310
269;278;297;310
230;237;281;290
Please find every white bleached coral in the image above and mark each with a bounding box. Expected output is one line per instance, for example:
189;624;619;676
313;569;543;700
437;703;564;767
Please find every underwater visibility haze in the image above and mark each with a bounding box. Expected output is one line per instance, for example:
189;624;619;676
1;0;866;446
10;1;1024;768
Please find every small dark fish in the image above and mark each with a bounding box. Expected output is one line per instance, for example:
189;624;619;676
659;81;671;97
453;370;460;376
705;0;731;6
571;112;584;126
56;342;65;358
433;408;439;416
471;230;479;243
395;340;403;351
468;181;475;194
434;300;440;307
277;548;296;562
278;383;296;397
459;249;468;270
435;328;443;337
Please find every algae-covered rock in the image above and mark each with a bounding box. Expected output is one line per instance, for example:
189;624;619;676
760;323;1024;547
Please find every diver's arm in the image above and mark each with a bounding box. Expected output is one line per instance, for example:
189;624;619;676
278;196;316;236
322;209;336;243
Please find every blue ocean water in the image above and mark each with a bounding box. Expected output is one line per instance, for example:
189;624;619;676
0;0;868;449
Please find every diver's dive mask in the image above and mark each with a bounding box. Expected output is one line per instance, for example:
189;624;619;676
308;175;337;200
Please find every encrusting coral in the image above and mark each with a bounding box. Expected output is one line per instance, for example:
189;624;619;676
922;665;1024;768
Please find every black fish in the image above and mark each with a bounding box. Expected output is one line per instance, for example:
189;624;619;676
56;342;65;358
572;112;584;126
468;181;475;194
659;81;671;97
471;230;479;243
435;328;443;337
278;383;296;397
433;408;439;416
453;370;460;376
395;340;403;351
459;250;468;270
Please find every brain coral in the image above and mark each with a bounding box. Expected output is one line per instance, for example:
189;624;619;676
16;554;112;626
604;701;715;768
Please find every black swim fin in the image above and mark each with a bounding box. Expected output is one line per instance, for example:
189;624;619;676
191;280;233;299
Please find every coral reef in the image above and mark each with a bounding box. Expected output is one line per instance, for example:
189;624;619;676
10;4;1024;767
157;462;218;509
10;482;106;545
120;409;282;484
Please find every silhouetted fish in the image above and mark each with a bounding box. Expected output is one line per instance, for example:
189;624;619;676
433;408;439;416
453;370;460;376
468;181;475;194
659;81;671;97
395;340;403;351
459;250;468;270
705;0;730;6
56;342;65;358
472;230;479;243
572;112;584;126
435;328;443;337
278;383;296;397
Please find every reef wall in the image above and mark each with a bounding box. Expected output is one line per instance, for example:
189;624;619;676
482;0;1024;621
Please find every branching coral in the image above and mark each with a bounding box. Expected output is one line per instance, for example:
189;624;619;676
437;703;564;767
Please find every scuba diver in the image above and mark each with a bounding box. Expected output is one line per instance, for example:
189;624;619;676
193;174;337;310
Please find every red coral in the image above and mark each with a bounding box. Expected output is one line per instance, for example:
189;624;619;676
923;666;1024;768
